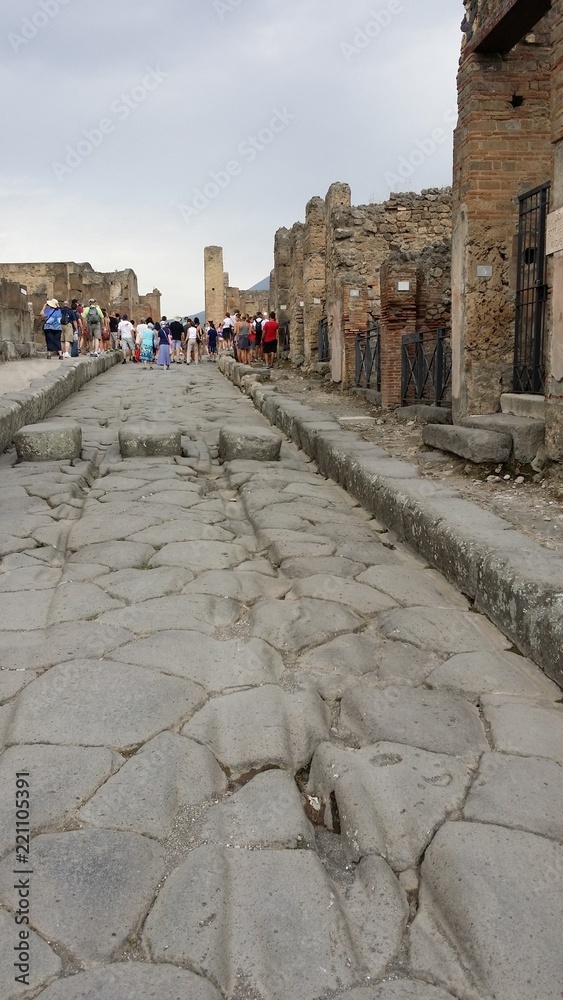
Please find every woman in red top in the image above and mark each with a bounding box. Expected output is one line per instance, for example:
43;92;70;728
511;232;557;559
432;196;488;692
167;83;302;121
262;311;280;369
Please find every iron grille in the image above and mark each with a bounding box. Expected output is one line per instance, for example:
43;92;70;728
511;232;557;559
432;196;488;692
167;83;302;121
355;324;381;390
318;318;330;361
514;182;550;394
401;328;452;407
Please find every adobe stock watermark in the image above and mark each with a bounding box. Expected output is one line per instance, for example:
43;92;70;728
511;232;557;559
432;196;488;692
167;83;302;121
177;107;294;225
52;67;168;182
384;108;457;190
341;0;404;61
213;0;246;20
8;0;74;54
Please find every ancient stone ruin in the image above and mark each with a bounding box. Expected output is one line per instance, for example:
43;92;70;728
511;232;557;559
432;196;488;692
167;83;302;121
204;247;269;326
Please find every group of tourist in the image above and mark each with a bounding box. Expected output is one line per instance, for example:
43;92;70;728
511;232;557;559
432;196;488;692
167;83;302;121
40;300;281;370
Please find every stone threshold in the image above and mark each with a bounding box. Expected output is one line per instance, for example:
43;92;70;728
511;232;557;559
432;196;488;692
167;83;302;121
218;355;563;688
0;353;122;455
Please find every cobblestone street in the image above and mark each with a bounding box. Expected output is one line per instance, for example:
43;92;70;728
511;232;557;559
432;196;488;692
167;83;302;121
0;362;561;1000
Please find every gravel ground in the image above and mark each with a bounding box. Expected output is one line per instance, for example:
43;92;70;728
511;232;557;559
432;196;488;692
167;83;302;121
271;363;563;554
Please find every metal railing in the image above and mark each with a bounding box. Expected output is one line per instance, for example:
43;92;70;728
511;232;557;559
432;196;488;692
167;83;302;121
401;328;452;407
279;322;290;352
318;318;330;361
355;324;381;391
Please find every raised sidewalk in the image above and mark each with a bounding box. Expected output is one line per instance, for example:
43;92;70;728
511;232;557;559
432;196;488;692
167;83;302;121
219;355;563;687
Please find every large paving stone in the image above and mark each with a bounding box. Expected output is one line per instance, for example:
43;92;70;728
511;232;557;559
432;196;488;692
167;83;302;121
357;566;469;610
0;566;62;593
7;660;206;751
0;831;165;963
98;593;241;635
481;694;563;764
151;540;248;572
269;537;337;564
280;555;366;579
464;752;563;840
144;845;408;998
378;607;510;654
182;685;330;778
0;590;52;631
336;542;404;566
0;621;133;671
219;424;282;461
67;512;157;550
113;631;284;691
182;569;291;602
340;686;488;758
79;732;227;838
131;520;235;545
0;907;61;998
309;742;472;871
34;965;223;1000
0;745;120;857
119;422;181;457
410;822;563;1000
94;566;194;602
14;420;82;462
287;575;399;615
340;986;463;1000
67;541;155;570
198;770;315;849
427;650;560;703
47;582;123;625
0;669;37;703
250;598;363;653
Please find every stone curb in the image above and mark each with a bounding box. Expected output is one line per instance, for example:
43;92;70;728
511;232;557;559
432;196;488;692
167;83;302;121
218;356;563;687
0;353;121;456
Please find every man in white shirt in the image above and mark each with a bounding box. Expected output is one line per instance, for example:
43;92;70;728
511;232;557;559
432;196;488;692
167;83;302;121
222;313;233;346
118;315;135;363
186;321;198;365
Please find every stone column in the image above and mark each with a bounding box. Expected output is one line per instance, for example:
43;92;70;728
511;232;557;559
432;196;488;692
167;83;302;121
273;229;291;328
204;247;225;326
303;197;327;364
380;255;418;409
288;223;305;362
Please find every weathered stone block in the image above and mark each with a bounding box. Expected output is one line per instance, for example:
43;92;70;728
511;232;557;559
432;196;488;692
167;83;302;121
460;413;545;464
118;422;181;458
218;424;282;462
14;420;81;462
422;423;512;463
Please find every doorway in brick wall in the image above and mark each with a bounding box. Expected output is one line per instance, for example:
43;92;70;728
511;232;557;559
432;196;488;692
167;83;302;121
513;182;550;394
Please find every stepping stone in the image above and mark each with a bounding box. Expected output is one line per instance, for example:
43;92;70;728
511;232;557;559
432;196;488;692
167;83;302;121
118;422;181;457
67;541;155;570
0;907;61;996
250;598;362;653
0;745;120;855
33;965;223;1000
378;607;511;655
464;752;563;840
197;770;315;849
14;420;82;462
144;846;408;998
182;685;330;778
7;660;206;752
427;650;561;703
481;695;563;764
79;732;227;839
340;685;488;759
113;631;284;692
309;741;472;870
410;822;563;1000
98;593;241;636
219;424;282;461
0;621;133;671
0;830;165;963
151;540;248;572
287;575;398;615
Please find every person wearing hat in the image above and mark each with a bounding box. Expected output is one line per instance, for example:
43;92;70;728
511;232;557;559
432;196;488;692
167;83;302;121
40;299;63;360
84;298;104;356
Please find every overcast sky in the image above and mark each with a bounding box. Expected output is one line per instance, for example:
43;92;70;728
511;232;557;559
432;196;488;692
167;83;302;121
0;0;461;315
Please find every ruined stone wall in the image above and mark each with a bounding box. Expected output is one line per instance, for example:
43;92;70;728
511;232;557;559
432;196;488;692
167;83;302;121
452;17;553;419
225;287;269;318
0;279;35;360
139;290;162;322
415;242;452;333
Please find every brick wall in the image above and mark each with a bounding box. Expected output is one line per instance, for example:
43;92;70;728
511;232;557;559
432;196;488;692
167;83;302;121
380;255;419;408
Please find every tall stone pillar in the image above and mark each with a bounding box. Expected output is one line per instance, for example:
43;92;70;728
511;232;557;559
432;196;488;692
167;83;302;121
546;3;563;459
303;197;327;364
204;247;225;325
273;228;292;328
288;223;305;362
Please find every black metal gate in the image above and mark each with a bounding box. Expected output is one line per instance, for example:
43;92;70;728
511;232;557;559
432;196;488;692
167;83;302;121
355;324;381;390
514;182;550;394
401;328;452;407
318;318;330;361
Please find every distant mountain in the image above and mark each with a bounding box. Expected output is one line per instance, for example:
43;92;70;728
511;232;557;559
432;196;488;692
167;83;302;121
249;277;270;292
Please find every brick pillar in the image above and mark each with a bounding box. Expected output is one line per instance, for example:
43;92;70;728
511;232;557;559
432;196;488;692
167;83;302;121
380;256;418;409
339;283;369;388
